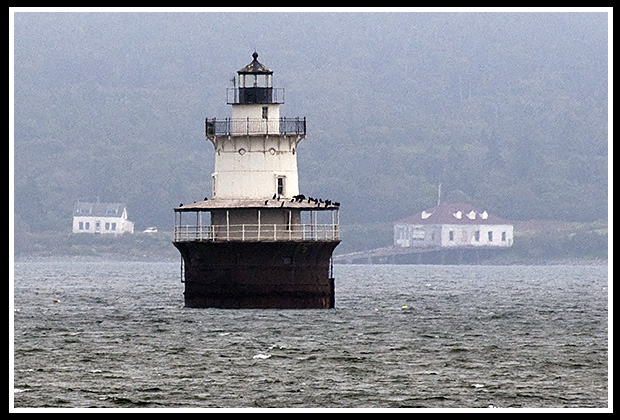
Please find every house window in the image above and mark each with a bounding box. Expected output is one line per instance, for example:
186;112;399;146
85;222;90;230
277;176;285;196
501;231;507;242
79;222;84;230
262;106;269;119
474;230;480;241
111;223;117;231
105;222;110;230
449;231;454;241
488;231;493;242
411;227;425;240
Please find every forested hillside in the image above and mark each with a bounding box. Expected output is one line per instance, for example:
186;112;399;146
12;12;608;253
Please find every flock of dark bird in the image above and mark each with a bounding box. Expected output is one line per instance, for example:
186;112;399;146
290;194;340;208
261;194;340;208
180;195;339;208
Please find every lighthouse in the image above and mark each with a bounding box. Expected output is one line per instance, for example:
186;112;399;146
173;52;341;309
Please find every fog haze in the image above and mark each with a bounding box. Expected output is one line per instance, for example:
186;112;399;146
12;10;609;252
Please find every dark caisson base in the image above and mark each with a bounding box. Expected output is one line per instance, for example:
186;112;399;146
173;240;340;309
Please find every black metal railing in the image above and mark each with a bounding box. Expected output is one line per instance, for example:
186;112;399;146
206;117;306;137
226;88;284;104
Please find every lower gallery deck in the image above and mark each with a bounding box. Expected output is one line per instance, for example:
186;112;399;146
173;200;340;309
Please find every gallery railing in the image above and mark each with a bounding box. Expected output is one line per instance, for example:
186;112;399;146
226;87;285;105
205;117;306;138
174;223;339;242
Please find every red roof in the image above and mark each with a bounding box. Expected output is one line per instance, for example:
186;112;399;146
397;202;511;226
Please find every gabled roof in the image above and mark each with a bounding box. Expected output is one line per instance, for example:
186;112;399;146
397;202;511;226
74;201;127;218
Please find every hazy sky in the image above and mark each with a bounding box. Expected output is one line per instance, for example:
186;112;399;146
10;8;610;231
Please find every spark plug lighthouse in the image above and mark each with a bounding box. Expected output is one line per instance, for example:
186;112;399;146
173;52;341;308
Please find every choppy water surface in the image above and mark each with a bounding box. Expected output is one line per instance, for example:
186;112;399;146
13;261;608;409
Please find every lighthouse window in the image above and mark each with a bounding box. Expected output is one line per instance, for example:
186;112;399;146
277;176;285;196
256;74;268;87
285;211;292;231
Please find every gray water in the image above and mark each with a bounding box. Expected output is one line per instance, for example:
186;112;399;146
12;261;608;409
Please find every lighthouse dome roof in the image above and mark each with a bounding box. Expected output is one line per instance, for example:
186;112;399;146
238;52;273;74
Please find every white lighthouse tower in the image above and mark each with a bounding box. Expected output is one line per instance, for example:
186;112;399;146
209;52;302;201
174;52;341;309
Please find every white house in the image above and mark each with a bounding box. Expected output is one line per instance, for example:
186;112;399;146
72;201;134;235
394;202;513;249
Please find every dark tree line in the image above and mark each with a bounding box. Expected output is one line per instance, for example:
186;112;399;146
13;12;608;243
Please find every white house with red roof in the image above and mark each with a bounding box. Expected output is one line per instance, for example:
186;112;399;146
394;202;513;249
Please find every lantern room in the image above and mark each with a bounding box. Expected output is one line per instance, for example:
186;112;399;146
228;52;284;105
